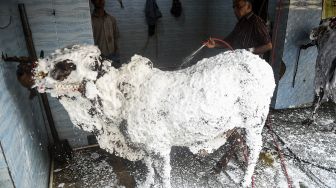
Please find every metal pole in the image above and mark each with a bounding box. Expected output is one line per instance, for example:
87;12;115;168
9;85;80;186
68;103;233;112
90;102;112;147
18;3;60;142
18;4;37;59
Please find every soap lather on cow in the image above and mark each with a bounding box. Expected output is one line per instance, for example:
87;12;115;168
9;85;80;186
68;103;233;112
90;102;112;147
3;44;275;187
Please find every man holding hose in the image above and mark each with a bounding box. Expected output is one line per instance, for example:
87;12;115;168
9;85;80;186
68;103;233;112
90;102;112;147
205;0;272;56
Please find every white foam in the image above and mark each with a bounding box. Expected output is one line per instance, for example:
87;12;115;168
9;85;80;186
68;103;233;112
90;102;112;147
33;45;275;187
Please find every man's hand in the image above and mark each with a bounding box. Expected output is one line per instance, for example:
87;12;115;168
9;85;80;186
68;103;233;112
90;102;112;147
252;42;272;55
247;48;255;53
204;38;216;48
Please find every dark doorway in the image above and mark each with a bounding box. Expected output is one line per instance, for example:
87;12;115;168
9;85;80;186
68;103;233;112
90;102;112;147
252;0;269;22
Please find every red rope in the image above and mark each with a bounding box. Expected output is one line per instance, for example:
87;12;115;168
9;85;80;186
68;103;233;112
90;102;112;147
239;116;292;188
266;117;292;188
204;37;234;51
268;1;292;184
211;38;234;51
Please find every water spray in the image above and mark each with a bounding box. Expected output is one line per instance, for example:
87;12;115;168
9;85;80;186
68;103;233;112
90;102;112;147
180;38;233;69
180;44;206;68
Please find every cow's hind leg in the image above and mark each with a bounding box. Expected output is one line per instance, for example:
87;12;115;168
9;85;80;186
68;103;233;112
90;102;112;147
213;129;244;173
241;128;263;187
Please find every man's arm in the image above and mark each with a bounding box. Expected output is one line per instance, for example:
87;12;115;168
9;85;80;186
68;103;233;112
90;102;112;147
249;42;272;54
205;33;234;49
252;17;272;54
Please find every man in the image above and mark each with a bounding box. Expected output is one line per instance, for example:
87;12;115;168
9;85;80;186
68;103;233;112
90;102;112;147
91;0;120;66
205;0;272;56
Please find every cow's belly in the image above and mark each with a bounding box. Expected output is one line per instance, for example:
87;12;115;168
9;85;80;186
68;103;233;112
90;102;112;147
124;70;258;152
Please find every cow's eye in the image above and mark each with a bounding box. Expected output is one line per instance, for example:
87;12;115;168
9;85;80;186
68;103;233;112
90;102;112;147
51;60;76;81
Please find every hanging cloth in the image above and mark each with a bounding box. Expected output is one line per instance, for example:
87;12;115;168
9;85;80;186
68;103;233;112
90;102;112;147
170;0;182;18
145;0;162;36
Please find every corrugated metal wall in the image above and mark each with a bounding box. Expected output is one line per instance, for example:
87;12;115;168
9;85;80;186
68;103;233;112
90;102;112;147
18;0;95;148
105;0;209;69
0;0;50;187
19;0;94;55
274;0;322;109
0;145;14;188
106;0;277;67
104;0;242;69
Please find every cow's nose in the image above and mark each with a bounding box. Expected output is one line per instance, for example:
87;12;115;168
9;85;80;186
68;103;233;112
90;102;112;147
69;63;76;70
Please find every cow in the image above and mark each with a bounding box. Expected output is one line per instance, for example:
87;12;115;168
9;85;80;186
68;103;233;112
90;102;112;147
13;44;274;187
300;17;336;124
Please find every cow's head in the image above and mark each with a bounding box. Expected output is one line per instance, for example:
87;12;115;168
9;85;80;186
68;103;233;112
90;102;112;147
310;17;336;41
33;45;109;97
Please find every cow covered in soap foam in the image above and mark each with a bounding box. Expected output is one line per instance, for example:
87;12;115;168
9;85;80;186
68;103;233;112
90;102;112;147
33;45;275;187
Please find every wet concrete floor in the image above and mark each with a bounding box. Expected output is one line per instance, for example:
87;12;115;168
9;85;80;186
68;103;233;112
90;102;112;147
52;102;336;188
